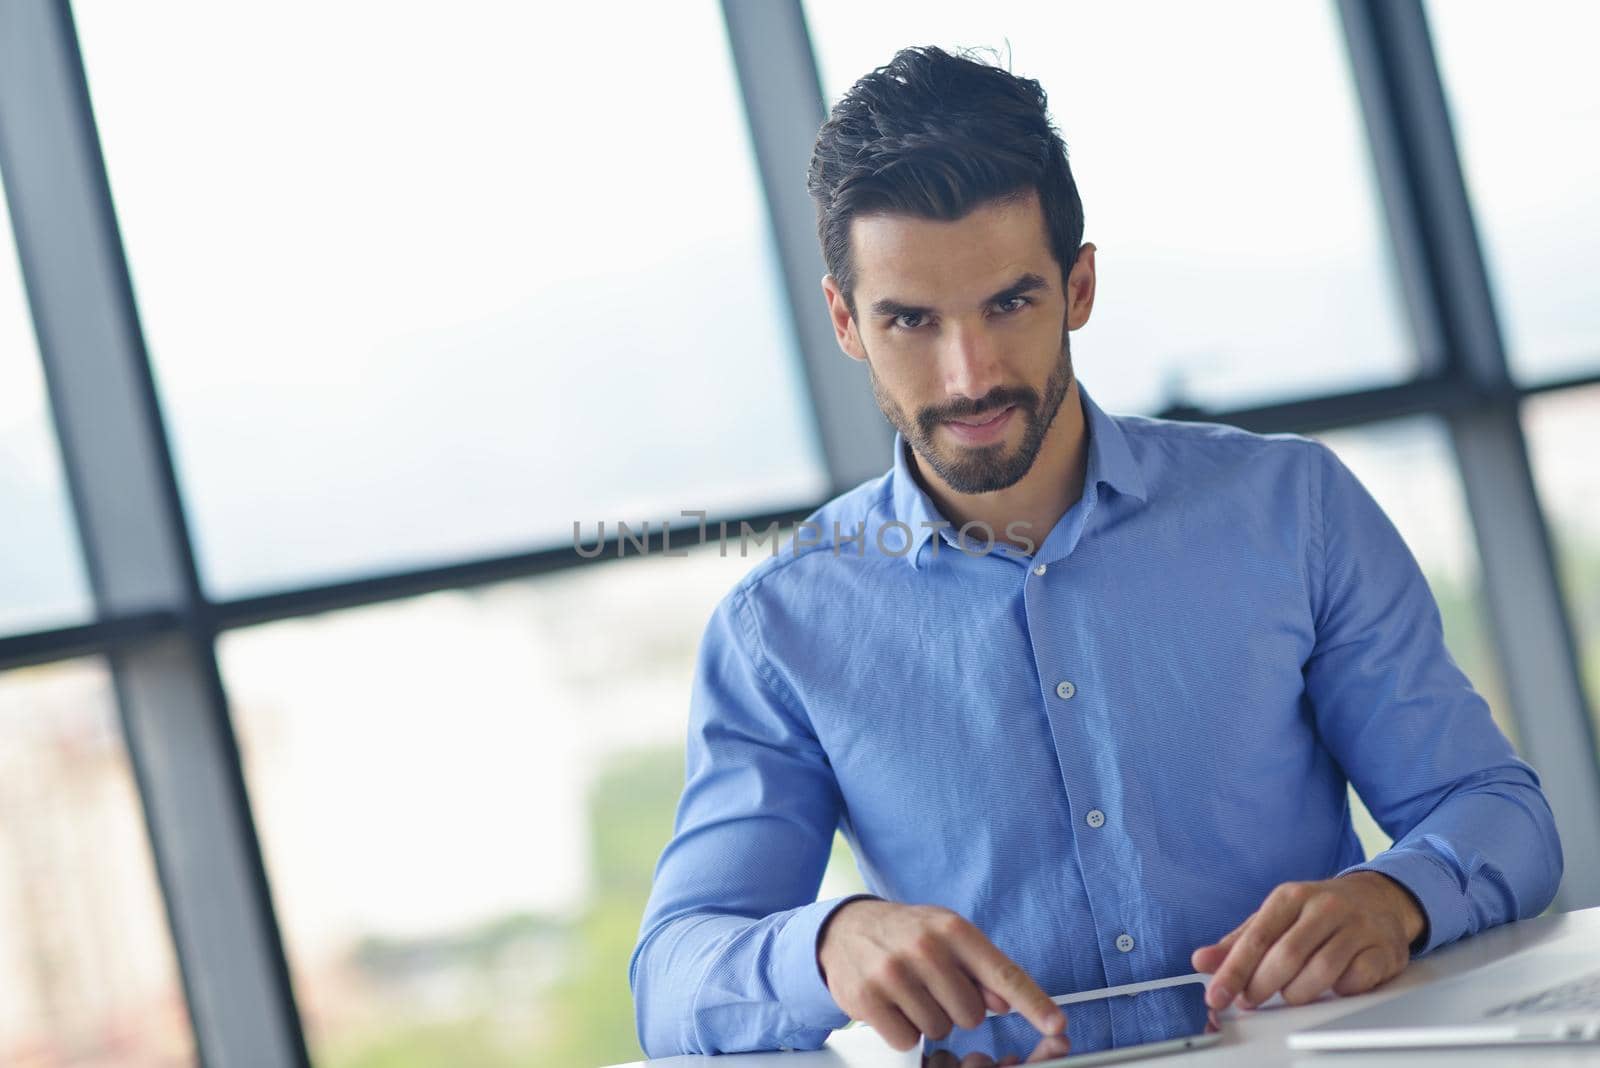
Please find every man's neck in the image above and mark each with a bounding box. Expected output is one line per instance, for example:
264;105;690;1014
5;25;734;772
911;379;1088;552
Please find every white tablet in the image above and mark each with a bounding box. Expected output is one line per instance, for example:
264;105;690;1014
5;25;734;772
920;974;1224;1068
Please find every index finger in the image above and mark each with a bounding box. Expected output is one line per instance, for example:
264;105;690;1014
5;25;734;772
1026;1034;1073;1062
947;923;1064;1035
1209;886;1308;1009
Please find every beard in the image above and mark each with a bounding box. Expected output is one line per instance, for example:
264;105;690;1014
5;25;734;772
870;328;1075;495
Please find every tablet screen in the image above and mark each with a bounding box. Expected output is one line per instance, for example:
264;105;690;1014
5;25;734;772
920;980;1222;1068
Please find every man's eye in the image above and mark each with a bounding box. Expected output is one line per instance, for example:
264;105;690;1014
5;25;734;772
893;313;927;330
996;296;1031;314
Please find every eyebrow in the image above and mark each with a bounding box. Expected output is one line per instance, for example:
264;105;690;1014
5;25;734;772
868;272;1051;320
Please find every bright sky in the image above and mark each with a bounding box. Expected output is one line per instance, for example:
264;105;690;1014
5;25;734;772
65;0;827;599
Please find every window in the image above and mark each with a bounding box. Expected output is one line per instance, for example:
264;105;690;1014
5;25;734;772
219;543;860;1067
73;0;828;599
0;660;192;1065
1524;385;1600;760
803;0;1414;415
0;172;89;633
1427;0;1600;384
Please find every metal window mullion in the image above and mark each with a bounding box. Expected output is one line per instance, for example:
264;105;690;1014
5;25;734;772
1337;0;1600;909
0;1;310;1063
720;0;895;494
1447;403;1600;909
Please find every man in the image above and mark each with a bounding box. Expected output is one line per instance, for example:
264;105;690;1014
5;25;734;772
628;45;1562;1059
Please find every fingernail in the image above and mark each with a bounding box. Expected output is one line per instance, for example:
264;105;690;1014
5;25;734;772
1233;993;1250;1010
1209;985;1231;1009
1045;1008;1066;1032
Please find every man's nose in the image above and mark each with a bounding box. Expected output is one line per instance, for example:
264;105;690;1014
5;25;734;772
939;320;1004;406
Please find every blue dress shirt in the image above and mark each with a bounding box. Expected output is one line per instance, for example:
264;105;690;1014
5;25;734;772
628;382;1563;1058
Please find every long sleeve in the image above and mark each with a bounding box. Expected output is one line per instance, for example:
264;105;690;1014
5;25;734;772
628;583;869;1057
1301;440;1564;955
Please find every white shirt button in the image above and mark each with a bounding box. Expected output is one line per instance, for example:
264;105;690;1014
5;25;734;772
1116;933;1135;953
1055;680;1076;700
1086;809;1105;828
1032;563;1048;576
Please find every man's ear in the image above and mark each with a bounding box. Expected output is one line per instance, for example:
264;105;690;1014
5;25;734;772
821;274;868;362
1065;242;1097;331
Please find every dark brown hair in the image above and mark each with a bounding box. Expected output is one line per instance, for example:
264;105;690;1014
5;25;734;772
806;45;1085;316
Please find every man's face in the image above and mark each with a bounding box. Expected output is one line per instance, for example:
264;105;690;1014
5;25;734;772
821;189;1096;494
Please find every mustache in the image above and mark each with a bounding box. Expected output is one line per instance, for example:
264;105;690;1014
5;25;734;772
917;387;1038;438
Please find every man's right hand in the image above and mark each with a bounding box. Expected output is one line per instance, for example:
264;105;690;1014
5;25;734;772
816;898;1068;1052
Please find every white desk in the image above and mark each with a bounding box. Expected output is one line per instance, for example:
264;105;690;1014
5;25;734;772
608;906;1600;1068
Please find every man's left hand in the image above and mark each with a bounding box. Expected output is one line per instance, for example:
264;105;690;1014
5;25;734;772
1190;872;1426;1011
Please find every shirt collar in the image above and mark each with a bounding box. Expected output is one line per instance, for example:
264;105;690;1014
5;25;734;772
886;381;1148;570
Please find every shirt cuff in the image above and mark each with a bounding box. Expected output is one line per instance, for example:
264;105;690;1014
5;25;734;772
1340;849;1468;957
773;893;881;1030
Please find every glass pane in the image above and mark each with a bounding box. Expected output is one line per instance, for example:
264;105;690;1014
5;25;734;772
802;0;1414;415
0;659;192;1064
1524;385;1600;762
0;172;90;633
1427;0;1600;383
221;543;854;1067
73;1;828;599
1312;417;1509;857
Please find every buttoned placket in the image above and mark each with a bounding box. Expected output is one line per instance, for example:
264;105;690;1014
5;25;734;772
1017;485;1143;1043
